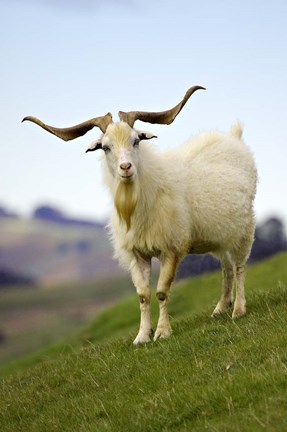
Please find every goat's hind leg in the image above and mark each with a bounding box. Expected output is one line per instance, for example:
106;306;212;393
130;255;152;345
212;252;234;317
232;264;246;318
231;223;255;319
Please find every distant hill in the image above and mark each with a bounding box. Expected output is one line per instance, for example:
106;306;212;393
0;206;19;219
0;267;35;288
32;205;104;229
0;205;122;287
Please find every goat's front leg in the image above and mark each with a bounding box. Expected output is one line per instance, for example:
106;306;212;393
154;255;178;341
130;255;152;345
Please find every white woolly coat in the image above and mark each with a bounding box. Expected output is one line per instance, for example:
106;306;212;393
103;125;257;269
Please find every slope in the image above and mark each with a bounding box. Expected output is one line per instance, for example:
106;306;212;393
1;253;286;431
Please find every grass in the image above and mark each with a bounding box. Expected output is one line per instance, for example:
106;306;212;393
0;253;287;431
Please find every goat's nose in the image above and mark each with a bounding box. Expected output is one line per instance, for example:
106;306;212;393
120;162;132;171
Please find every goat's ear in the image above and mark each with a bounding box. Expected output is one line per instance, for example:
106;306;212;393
85;139;102;153
137;131;157;141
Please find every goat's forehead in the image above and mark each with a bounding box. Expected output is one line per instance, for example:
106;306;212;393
104;122;137;148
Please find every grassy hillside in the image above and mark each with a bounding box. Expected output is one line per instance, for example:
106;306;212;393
1;253;286;431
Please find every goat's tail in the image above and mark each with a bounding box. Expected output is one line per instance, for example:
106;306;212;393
230;122;243;139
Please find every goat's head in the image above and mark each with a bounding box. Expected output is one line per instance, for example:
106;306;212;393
22;85;205;227
87;122;157;183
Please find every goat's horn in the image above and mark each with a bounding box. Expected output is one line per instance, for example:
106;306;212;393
22;112;113;141
118;85;205;128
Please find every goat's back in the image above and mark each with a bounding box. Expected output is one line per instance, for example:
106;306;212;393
168;124;257;250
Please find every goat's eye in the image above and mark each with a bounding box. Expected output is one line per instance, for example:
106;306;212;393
133;138;140;147
102;146;110;153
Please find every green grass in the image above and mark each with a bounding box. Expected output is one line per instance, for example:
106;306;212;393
75;251;287;346
1;253;287;431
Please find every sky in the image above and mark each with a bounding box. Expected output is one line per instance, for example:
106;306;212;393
1;0;287;225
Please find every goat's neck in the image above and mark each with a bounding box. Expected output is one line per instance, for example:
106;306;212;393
136;165;162;213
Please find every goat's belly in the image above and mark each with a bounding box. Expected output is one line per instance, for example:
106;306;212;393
133;245;162;259
188;241;219;255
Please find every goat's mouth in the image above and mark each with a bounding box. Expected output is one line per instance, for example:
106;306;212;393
120;173;134;182
119;169;134;179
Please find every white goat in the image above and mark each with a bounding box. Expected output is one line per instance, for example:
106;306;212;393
23;86;257;345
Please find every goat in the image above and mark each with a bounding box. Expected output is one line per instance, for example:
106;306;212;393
22;85;257;345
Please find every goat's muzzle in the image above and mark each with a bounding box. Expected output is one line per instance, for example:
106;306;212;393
119;162;134;181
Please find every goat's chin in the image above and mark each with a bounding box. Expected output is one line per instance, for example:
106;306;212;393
114;181;138;230
119;174;134;183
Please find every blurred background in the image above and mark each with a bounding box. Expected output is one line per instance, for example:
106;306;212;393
0;0;286;365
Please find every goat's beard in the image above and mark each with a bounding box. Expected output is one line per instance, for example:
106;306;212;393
114;181;138;231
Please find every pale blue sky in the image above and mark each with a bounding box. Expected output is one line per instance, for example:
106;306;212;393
1;0;287;224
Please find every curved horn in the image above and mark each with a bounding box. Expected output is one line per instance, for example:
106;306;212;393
118;85;205;128
22;112;113;141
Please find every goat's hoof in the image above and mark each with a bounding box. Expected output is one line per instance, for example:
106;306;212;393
153;326;172;342
232;307;246;319
211;301;233;317
133;331;152;345
211;308;220;318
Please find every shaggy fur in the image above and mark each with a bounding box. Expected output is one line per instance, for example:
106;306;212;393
101;121;257;344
